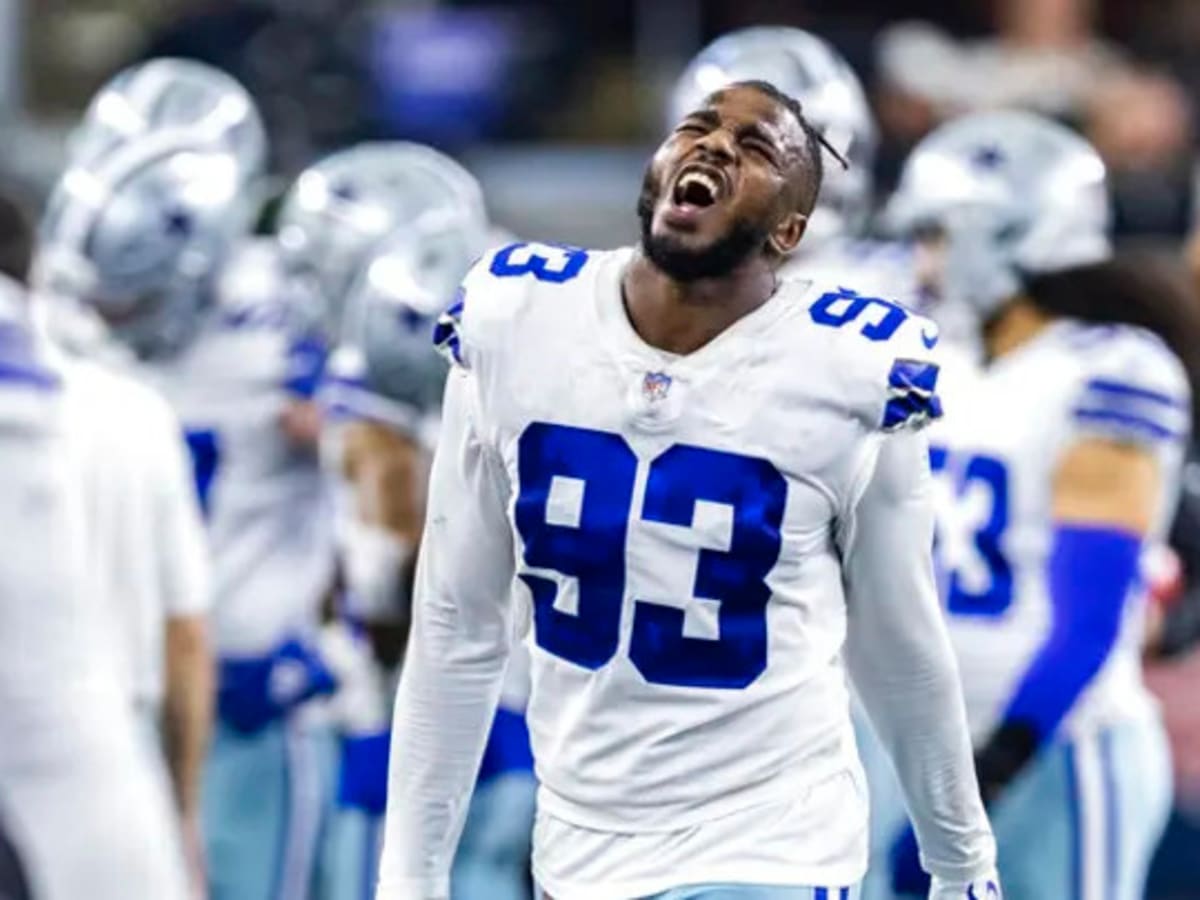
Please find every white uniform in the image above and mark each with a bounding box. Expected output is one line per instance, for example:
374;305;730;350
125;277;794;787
933;321;1188;742
378;243;996;900
130;239;337;900
0;278;187;900
140;239;335;656
923;320;1185;900
58;352;210;720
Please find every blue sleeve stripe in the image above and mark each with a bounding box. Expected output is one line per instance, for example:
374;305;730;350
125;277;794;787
1073;406;1182;441
883;392;944;430
1084;378;1186;410
888;358;940;394
432;295;465;366
882;358;942;430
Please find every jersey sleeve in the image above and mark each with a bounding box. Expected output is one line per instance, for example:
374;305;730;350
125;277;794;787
1067;328;1190;450
842;429;998;885
377;366;518;900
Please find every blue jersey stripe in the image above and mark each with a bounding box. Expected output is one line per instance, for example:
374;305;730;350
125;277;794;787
1073;407;1182;441
1084;378;1186;410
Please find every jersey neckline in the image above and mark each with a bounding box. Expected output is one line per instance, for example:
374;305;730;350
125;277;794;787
592;247;807;377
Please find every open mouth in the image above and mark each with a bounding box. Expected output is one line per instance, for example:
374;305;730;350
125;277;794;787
671;166;724;209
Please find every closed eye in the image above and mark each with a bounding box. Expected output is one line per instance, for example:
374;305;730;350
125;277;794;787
742;138;779;165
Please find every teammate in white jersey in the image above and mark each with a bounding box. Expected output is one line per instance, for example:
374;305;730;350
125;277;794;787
882;111;1189;900
0;195;189;900
36;60;340;900
278;143;537;900
377;80;998;900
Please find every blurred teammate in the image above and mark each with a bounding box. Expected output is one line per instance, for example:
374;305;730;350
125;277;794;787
48;278;215;893
278;143;536;900
377;80;998;899
0;190;190;900
883;111;1188;899
36;60;339;900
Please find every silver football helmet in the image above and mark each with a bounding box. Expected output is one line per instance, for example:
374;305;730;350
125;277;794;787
886;110;1111;321
331;246;452;428
67;57;266;177
36;62;265;358
276;142;489;338
669;26;877;247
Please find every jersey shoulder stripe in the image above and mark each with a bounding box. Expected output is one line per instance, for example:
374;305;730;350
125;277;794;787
1061;322;1191;447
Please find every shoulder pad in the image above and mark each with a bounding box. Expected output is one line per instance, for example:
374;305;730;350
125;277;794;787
1067;324;1190;446
431;240;595;371
801;283;944;433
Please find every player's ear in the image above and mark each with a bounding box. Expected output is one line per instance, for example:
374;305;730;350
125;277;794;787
768;211;806;256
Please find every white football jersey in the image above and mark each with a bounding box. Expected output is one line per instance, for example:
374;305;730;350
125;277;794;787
141;239;336;656
442;243;940;867
931;321;1189;742
58;353;210;711
0;296;119;744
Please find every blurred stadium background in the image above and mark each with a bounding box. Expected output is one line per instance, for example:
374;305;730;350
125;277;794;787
3;0;1200;896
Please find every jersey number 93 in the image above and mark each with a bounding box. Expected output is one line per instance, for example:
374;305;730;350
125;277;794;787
515;422;786;690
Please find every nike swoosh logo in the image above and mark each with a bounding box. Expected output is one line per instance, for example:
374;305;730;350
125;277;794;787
921;326;939;349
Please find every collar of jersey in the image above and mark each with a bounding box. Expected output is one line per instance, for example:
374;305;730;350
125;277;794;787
595;246;799;380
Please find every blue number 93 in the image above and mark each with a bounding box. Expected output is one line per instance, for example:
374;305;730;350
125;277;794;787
515;422;787;689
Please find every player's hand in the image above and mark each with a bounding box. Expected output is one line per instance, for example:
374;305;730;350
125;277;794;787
928;874;1002;900
888;823;930;895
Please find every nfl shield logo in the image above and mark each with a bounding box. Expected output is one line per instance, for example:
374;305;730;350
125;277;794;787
642;371;672;402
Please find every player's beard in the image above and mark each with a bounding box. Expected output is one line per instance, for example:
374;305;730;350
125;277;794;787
637;171;770;282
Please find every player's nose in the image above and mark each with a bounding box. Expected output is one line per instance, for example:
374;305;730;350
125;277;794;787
692;126;737;165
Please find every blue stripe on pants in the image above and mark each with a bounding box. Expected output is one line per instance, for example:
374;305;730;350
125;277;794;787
1100;730;1119;900
1066;743;1082;900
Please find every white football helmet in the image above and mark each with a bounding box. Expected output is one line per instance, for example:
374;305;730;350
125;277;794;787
669;26;877;247
886;110;1111;321
276;142;489;338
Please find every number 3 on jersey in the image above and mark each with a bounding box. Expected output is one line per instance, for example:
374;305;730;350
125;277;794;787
516;422;786;689
931;448;1013;617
